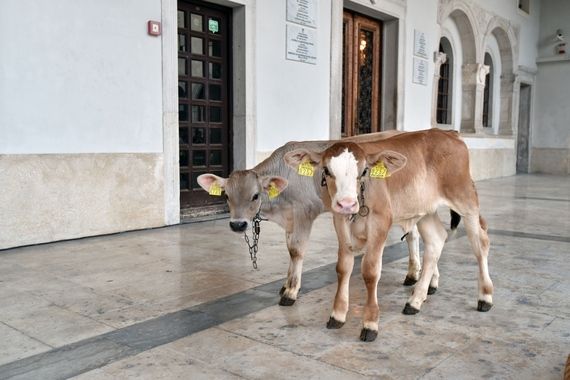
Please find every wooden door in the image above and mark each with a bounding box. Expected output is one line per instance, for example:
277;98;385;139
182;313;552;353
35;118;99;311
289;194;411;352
342;11;382;137
178;0;231;208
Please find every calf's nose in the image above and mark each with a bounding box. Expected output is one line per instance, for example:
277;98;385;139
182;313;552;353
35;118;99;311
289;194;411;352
336;197;358;212
229;220;248;232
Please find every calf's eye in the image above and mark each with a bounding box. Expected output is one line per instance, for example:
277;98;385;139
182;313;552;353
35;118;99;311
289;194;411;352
251;193;259;201
323;167;330;176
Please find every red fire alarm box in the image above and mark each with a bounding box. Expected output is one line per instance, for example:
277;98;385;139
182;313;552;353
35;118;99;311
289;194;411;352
148;21;161;36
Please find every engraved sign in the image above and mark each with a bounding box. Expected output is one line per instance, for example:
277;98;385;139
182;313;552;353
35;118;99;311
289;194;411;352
414;29;428;59
286;24;317;65
287;0;317;28
412;57;428;86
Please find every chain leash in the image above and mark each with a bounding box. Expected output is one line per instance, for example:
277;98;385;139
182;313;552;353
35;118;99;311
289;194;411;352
243;210;262;269
350;178;369;222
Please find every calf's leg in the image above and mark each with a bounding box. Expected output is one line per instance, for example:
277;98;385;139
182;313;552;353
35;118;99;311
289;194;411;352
327;215;354;328
428;265;440;295
403;225;421;286
463;214;494;311
403;225;441;294
403;214;447;314
279;220;313;306
359;220;389;342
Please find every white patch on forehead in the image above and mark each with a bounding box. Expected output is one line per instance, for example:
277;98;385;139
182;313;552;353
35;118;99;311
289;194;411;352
329;149;359;179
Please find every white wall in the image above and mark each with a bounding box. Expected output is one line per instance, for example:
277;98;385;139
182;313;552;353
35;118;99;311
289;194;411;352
533;0;570;150
255;0;331;153
402;0;440;131
0;0;163;154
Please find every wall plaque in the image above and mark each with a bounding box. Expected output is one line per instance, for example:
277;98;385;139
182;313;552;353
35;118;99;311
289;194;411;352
414;29;428;59
412;57;428;85
286;0;317;28
286;24;317;65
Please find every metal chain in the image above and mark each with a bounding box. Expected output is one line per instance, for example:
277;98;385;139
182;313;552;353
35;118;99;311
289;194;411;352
350;180;369;222
243;211;262;269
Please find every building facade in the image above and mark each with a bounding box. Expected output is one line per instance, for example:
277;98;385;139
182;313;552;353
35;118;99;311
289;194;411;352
1;0;568;249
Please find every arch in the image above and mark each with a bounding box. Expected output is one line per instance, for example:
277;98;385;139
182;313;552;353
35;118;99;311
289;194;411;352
483;17;517;75
438;1;480;64
436;37;454;125
483;18;517;135
448;9;477;64
438;3;480;132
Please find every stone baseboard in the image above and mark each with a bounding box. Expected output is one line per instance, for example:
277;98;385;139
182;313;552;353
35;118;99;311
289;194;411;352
0;153;166;250
531;148;570;175
468;148;516;181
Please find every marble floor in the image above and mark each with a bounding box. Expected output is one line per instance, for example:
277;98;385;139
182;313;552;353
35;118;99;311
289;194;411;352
0;174;569;379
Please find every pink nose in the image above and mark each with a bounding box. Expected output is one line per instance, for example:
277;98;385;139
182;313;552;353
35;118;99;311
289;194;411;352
336;197;358;212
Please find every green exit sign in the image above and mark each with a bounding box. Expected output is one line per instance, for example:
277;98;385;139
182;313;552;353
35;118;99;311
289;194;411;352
208;19;219;33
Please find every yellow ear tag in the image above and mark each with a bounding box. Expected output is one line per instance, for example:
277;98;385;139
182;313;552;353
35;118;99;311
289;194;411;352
267;182;280;199
298;161;315;177
370;161;390;179
208;182;223;196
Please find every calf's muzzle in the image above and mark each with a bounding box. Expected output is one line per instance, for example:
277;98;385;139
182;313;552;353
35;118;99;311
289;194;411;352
229;220;248;232
334;197;358;214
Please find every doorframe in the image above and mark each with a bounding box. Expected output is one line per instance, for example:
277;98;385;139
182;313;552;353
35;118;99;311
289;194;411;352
330;1;405;139
162;0;181;225
513;66;536;174
161;0;253;224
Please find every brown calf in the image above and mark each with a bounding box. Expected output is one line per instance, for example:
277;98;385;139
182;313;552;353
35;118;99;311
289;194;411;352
197;131;431;307
284;129;493;342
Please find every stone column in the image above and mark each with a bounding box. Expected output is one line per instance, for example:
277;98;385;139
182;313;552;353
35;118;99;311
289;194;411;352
499;73;515;135
431;52;447;127
475;63;490;134
461;63;489;134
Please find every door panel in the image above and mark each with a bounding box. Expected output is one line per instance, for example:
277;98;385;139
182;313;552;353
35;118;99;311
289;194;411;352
342;11;382;137
178;1;231;208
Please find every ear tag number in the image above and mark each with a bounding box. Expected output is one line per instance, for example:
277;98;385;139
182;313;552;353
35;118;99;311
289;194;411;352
298;161;315;177
268;182;280;199
370;162;390;179
208;182;223;196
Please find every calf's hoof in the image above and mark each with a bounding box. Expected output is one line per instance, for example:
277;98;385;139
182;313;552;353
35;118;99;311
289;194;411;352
326;316;345;329
279;286;286;296
428;286;438;295
359;328;378;342
403;276;418;286
279;296;296;306
477;300;493;312
402;303;420;315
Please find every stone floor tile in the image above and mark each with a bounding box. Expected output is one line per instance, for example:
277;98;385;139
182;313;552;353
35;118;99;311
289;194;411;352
0;322;52;366
72;353;244;380
166;328;365;379
422;335;566;380
0;293;113;347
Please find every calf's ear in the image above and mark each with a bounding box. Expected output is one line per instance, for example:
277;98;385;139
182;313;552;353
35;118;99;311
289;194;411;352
261;176;288;193
197;173;228;193
283;149;323;169
367;150;407;175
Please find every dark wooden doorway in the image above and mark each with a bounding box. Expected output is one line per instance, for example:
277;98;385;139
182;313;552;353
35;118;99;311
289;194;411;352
178;0;232;209
342;11;382;137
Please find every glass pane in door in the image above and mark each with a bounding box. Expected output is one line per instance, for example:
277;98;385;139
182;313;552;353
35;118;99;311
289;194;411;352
356;29;374;135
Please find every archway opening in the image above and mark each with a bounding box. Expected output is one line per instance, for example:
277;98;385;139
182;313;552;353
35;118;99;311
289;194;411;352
482;53;493;128
436;38;454;125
